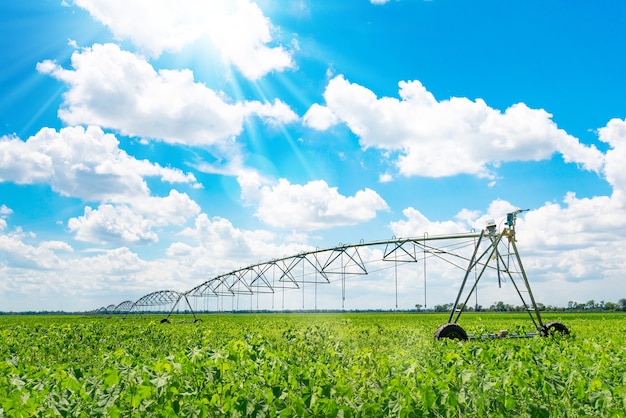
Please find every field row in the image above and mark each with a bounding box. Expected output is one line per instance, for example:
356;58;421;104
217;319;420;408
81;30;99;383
0;313;625;417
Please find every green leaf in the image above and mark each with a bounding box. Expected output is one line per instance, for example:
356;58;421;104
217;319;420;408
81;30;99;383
421;386;436;409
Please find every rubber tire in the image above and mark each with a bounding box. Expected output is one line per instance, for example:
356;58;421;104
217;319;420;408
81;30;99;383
541;321;570;336
434;323;468;340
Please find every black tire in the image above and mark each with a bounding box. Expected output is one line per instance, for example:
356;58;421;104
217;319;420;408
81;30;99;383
434;323;468;340
541;321;569;336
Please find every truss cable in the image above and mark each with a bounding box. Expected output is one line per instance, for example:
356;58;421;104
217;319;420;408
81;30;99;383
394;246;398;310
315;268;318;311
341;252;346;310
236;278;240;311
423;232;427;309
507;238;512;272
105;232;501;315
474;235;479;310
496;241;502;288
256;269;259;309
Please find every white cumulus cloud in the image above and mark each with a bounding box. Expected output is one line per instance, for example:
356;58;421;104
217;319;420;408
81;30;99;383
385;114;626;306
0;229;72;270
307;75;604;179
303;103;339;130
0;126;198;201
68;204;159;245
598;118;626;203
243;177;389;230
0;126;201;245
73;0;294;79
169;213;313;274
0;205;12;231
67;191;201;246
38;43;298;147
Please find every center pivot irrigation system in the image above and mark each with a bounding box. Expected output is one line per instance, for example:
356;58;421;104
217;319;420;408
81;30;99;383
97;211;569;340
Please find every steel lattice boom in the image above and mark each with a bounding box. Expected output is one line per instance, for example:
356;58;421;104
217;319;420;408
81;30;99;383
94;212;570;338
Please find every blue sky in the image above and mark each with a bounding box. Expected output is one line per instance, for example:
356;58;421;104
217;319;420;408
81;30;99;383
1;0;626;312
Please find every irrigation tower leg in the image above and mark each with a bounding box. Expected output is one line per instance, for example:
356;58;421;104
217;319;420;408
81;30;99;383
163;294;199;323
508;238;544;330
448;230;504;324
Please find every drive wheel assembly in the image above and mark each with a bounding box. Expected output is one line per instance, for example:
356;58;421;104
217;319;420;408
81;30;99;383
541;321;570;336
434;323;468;340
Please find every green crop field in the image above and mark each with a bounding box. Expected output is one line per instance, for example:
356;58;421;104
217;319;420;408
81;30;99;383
1;312;624;417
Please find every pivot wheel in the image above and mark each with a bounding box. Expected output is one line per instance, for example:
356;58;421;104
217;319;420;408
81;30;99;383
541;321;570;337
434;323;468;340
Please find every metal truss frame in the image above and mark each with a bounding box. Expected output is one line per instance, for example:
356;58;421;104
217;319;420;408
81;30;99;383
132;290;198;322
112;300;135;313
101;231;484;319
98;211;564;336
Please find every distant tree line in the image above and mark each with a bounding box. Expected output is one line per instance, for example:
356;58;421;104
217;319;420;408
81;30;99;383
0;311;70;316
565;299;626;312
3;299;626;315
422;298;626;313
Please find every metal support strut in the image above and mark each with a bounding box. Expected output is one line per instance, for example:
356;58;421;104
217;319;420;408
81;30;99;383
435;210;570;340
99;211;569;339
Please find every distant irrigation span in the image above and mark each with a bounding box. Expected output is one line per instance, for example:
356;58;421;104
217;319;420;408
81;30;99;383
94;211;572;338
185;231;488;312
96;231;483;317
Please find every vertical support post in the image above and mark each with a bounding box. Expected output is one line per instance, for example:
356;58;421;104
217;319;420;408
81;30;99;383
509;238;545;329
341;252;346;310
423;232;427;310
182;294;198;321
474;235;478;311
448;230;486;323
166;298;180;321
394;248;398;310
315;269;318;311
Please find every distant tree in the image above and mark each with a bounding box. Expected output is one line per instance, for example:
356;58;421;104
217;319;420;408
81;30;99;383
494;301;506;312
619;298;626;311
604;301;618;311
415;304;422;312
434;303;452;312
